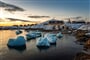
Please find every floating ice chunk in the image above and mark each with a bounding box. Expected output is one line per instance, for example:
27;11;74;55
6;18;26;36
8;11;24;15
16;30;22;35
57;32;63;38
31;31;41;37
7;36;26;47
36;37;50;47
15;36;26;46
45;34;57;44
7;39;16;47
26;31;42;40
26;33;36;40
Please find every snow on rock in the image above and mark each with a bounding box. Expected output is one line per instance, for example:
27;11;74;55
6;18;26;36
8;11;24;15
44;25;54;30
85;33;90;38
31;24;44;29
65;23;82;29
78;25;90;31
85;33;90;36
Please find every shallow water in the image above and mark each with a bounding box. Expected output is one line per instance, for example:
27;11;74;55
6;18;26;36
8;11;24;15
0;30;83;60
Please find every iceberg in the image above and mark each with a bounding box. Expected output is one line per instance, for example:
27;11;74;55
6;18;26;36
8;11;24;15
7;36;26;48
45;34;57;44
26;33;36;40
57;32;63;38
16;30;22;35
32;31;42;37
36;37;50;47
26;31;42;40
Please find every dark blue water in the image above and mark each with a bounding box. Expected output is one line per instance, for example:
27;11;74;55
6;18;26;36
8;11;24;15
0;30;83;60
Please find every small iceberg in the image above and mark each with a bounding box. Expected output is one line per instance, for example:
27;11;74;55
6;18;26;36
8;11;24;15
32;31;42;37
57;32;63;38
26;33;36;40
7;36;26;48
36;37;50;47
16;30;22;35
45;34;57;44
26;31;42;40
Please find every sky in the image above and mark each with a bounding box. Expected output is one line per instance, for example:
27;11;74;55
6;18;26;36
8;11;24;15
1;0;90;22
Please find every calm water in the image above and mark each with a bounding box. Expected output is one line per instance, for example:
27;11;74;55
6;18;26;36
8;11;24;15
0;30;83;60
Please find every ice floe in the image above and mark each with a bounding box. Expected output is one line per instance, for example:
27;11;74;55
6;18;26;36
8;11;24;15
36;37;50;47
7;36;26;48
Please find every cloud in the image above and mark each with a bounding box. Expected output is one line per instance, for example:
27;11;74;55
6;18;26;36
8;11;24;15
28;15;50;18
7;18;31;22
63;16;87;22
71;16;82;19
0;1;24;12
65;16;83;20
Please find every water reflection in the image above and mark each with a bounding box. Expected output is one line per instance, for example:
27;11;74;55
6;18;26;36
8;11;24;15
7;45;26;52
74;41;85;45
37;43;56;52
